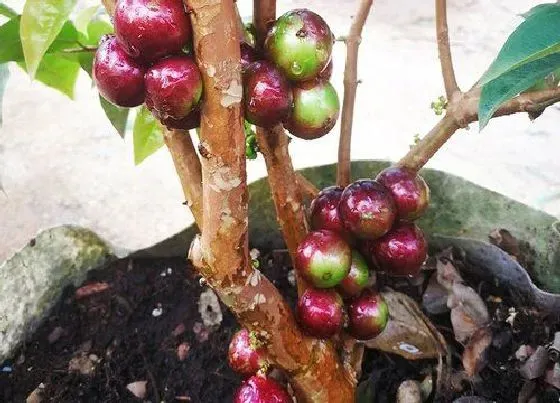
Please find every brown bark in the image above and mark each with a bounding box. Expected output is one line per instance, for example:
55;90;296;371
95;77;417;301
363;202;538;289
296;172;320;200
163;129;203;228
337;0;374;187
435;0;460;100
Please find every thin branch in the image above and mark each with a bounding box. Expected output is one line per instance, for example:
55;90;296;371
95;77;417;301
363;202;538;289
101;0;116;16
398;86;560;172
252;0;276;50
162;129;203;228
296;172;319;200
337;0;374;187
435;0;460;99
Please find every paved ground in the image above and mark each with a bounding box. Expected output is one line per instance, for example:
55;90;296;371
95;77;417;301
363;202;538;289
1;0;559;262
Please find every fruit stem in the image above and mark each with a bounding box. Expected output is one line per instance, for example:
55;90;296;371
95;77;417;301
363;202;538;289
296;172;319;200
336;0;374;187
435;0;460;100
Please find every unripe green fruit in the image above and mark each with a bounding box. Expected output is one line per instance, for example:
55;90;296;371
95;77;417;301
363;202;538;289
264;9;334;81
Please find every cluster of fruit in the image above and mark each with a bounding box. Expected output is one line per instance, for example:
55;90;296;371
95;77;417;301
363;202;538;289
93;0;202;130
242;9;340;139
296;165;430;340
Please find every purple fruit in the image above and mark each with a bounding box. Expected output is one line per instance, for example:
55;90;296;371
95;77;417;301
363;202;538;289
339;180;397;240
240;42;258;73
376;166;430;221
264;9;334;81
295;230;351;288
338;251;370;298
347;290;389;340
114;0;192;63
297;288;344;338
318;60;333;80
369;222;427;277
234;375;292;403
243;60;293;128
285;80;340;140
153;107;200;130
145;56;203;120
309;186;345;234
228;329;267;377
93;35;146;107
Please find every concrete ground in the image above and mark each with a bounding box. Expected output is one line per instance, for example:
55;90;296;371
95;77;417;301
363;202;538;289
1;0;559;262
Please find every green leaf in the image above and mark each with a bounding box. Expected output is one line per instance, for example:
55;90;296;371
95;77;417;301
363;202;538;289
479;53;560;129
133;106;164;165
33;55;80;98
20;0;77;77
100;96;129;138
480;3;560;85
0;3;17;19
74;5;99;36
0;63;9;126
85;19;112;45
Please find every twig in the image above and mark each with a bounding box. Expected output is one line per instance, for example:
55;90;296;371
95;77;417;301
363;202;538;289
336;0;374;187
252;0;276;49
435;0;460;100
296;172;319;200
398;85;560;172
162;129;203;228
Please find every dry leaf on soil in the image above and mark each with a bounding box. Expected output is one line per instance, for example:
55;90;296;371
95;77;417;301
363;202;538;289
462;327;492;377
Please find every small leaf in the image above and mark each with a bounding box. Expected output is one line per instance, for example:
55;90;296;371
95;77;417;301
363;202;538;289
480;4;560;85
0;3;17;19
20;0;77;77
0;63;9;126
85;19;112;45
27;54;80;98
100;96;129;138
74;5;99;37
133;106;164;165
479;53;560;129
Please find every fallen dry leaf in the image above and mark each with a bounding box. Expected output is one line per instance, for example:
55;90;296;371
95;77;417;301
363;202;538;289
462;327;492;377
126;380;147;399
488;228;534;270
365;291;445;360
436;256;462;291
519;346;548;380
545;363;560;389
448;283;490;343
423;273;449;315
26;383;45;403
75;282;111;300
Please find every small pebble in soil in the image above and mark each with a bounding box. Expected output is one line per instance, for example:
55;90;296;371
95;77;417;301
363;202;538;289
152;304;163;317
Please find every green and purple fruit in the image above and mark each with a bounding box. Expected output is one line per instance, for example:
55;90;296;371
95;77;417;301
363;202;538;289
295;230;351;288
347;290;389;340
264;9;334;81
297;288;344;338
338;250;370;298
285;80;340;139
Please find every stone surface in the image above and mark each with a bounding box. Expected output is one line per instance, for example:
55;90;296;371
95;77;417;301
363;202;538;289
0;226;113;363
2;0;560;262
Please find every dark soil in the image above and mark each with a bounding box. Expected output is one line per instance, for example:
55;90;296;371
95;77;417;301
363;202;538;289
1;247;558;402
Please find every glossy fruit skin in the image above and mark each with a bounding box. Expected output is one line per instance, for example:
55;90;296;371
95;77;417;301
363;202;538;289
264;9;334;81
93;35;146;107
317;60;333;80
285;80;339;139
347;290;389;340
369;222;427;277
228;329;267;376
295;230;351;288
339;180;397;240
309;186;345;234
297;288;344;338
376;166;430;221
338;250;370;298
114;0;192;63
240;42;258;73
145;56;203;120
234;375;292;403
243;61;292;128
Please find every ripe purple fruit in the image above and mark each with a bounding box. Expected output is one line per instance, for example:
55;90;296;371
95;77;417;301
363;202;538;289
114;0;192;63
376;166;430;221
93;35;146;107
347;290;389;340
285;80;340;140
295;230;351;288
309;186;345;234
264;9;334;81
318;60;333;80
338;251;370;298
243;60;293;128
369;222;427;277
297;288;344;338
339;180;397;240
228;329;267;377
234;375;292;403
145;56;203;120
240;42;258;73
157;107;200;130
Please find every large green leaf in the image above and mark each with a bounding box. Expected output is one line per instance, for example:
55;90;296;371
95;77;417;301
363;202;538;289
74;5;99;37
0;3;17;19
100;96;129;138
133;106;164;165
480;3;560;85
20;0;77;77
31;55;80;98
0;63;9;126
479;52;560;129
